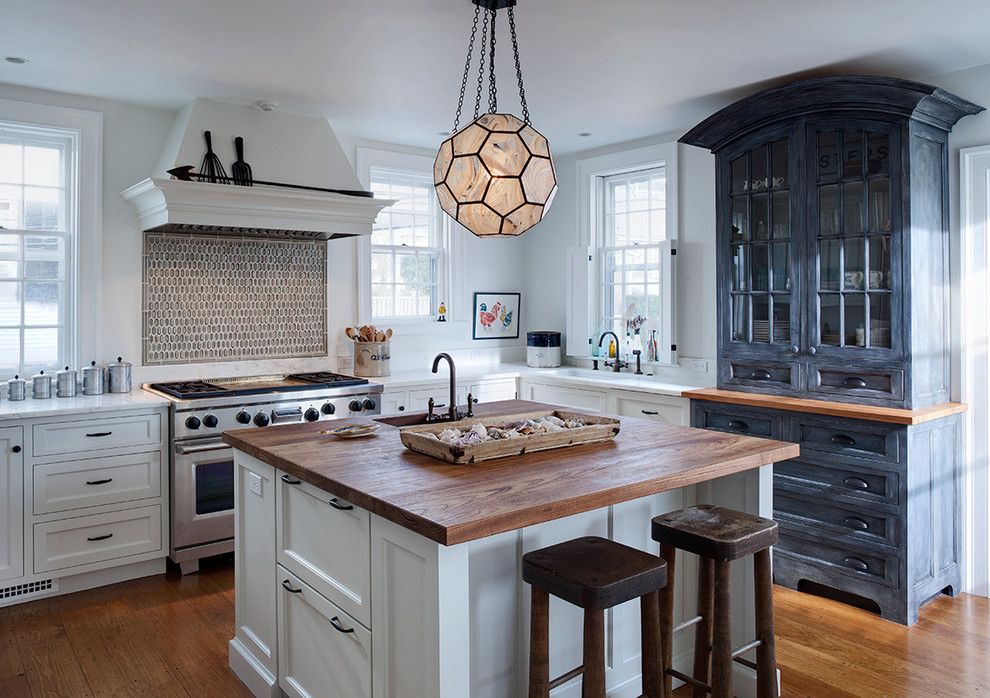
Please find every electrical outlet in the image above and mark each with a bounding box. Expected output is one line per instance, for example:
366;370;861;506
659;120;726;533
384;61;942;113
247;472;263;497
691;359;709;373
337;355;354;371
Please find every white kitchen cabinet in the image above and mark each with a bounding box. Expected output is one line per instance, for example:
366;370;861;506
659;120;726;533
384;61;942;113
408;386;468;413
32;504;162;573
32;412;162;460
610;389;690;426
0;427;24;583
380;390;408;416
468;378;517;405
32;451;162;515
278;566;372;698
519;380;609;413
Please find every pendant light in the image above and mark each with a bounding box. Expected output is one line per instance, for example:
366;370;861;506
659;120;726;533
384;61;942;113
435;0;557;238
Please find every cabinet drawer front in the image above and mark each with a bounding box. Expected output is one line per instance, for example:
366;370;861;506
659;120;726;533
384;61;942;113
277;475;371;628
775;531;898;588
790;415;901;463
33;452;162;515
774;492;898;548
724;360;799;392
468;379;517;404
774;459;898;505
694;403;774;438
809;366;905;403
613;392;688;426
277;566;372;698
33;504;163;573
33;413;162;459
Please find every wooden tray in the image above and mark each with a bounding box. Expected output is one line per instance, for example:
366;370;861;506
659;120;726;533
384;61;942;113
399;410;621;464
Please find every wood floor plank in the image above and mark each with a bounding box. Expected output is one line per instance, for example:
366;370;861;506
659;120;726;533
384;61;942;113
2;599;94;697
0;608;32;697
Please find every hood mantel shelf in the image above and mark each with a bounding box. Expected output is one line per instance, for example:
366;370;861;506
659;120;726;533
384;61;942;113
122;177;393;240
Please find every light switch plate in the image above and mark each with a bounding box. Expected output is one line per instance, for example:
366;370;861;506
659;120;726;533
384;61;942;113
337;354;354;371
691;359;709;373
247;471;263;497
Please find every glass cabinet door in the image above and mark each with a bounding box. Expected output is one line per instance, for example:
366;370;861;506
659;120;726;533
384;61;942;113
810;125;897;356
725;137;796;354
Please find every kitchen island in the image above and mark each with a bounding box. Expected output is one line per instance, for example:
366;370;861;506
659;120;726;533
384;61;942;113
224;400;799;698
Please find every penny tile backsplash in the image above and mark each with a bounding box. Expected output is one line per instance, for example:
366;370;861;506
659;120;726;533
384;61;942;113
143;234;327;365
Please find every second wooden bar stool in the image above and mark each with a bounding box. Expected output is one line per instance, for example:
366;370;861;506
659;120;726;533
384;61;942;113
523;536;669;698
651;505;779;698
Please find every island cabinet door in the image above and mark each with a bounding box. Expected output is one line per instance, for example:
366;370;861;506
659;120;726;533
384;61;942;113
277;566;372;698
276;474;372;628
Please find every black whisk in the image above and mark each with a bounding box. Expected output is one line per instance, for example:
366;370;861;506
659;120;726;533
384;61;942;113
198;131;229;184
231;136;253;186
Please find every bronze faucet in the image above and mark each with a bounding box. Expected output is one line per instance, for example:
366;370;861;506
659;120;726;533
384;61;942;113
430;353;463;422
597;331;626;373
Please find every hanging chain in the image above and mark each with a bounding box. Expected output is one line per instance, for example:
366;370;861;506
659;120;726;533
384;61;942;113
487;8;498;113
452;4;481;132
473;8;490;120
507;6;530;124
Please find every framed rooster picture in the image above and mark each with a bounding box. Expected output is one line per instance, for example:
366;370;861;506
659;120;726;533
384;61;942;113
472;292;521;340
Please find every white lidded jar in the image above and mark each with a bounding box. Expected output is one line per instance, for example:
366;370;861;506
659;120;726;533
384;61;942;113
527;331;562;368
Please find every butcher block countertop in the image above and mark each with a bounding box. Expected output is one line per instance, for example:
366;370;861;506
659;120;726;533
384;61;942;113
223;400;799;546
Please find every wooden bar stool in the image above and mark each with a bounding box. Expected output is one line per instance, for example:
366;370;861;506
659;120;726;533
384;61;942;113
523;536;669;698
651;505;779;698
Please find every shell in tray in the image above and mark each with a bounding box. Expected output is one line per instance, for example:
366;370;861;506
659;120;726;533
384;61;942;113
399;410;621;464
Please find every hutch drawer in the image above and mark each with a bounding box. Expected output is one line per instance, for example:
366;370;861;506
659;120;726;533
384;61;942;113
774;458;899;506
691;401;779;439
723;360;800;393
808;366;905;404
773;491;899;549
775;530;898;589
788;414;902;464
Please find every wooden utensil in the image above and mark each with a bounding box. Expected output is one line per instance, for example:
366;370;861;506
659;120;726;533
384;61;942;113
385;328;393;340
345;327;358;341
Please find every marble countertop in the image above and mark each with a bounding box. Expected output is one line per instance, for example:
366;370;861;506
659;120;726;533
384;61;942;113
0;390;170;421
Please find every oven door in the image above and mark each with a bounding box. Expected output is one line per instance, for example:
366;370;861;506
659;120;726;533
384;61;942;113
172;437;235;551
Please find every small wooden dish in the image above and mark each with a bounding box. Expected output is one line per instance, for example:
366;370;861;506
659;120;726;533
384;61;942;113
322;424;379;439
399;410;620;464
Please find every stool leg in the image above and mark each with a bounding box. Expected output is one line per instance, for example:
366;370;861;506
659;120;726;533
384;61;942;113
711;560;733;698
528;586;550;698
582;608;606;698
640;590;663;698
754;548;779;698
659;543;676;698
692;557;715;698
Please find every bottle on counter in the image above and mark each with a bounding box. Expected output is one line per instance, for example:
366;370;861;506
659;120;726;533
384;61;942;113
647;330;658;363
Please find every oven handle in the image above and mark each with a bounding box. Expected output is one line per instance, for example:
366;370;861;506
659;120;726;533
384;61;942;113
175;439;230;455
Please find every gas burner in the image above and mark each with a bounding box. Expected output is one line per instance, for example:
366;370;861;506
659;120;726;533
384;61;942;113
286;372;369;388
149;380;229;399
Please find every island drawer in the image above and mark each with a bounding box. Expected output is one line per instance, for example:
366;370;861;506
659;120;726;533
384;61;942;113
774;492;899;549
277;566;371;698
774;459;899;505
787;414;902;465
33;504;163;573
33;451;162;515
775;531;898;588
32;412;162;460
276;472;371;628
691;401;779;439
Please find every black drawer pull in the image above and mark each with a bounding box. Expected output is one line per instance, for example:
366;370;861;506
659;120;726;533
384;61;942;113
86;533;113;542
329;498;354;511
843;476;870;490
750;369;772;380
398;406;405;412
842;377;868;389
830;434;857;446
726;420;749;431
329;616;355;634
843;556;869;572
280;474;301;485
85;431;113;438
843;516;870;531
85;478;113;486
11;445;21;454
281;579;303;594
641;410;660;415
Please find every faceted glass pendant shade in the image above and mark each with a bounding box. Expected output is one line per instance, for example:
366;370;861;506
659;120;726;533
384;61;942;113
435;113;558;237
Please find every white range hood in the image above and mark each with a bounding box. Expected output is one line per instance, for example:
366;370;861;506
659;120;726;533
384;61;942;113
122;98;391;240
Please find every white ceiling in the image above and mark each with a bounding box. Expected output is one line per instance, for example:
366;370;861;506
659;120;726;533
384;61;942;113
3;0;990;154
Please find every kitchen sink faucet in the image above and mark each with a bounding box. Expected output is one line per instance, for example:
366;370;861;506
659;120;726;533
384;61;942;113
597;332;627;372
430;353;464;422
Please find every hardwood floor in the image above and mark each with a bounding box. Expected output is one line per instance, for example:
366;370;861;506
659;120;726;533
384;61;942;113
0;558;987;697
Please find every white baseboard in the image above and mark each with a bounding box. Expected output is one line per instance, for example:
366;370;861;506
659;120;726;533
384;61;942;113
0;557;165;608
229;637;279;698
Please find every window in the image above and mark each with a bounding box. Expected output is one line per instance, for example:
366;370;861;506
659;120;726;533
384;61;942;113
0;123;76;375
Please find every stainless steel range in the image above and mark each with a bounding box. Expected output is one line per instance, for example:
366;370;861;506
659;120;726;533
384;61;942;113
144;372;382;574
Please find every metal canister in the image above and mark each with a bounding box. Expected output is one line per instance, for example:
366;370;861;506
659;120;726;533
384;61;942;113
108;356;132;394
32;370;53;399
7;375;26;401
56;366;77;398
82;361;105;396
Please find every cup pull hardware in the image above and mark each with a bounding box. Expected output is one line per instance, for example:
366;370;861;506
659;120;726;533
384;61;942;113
842;377;868;389
281;579;303;594
280;474;301;485
843;476;870;490
750;369;772;380
85;478;113;486
86;533;113;542
830;434;857;446
726;420;749;431
843;516;870;531
329;616;356;634
843;556;869;572
329;498;354;511
641;410;659;416
85;431;113;438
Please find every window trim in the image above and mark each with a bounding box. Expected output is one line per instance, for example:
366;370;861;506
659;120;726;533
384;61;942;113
354;147;464;328
0;99;102;370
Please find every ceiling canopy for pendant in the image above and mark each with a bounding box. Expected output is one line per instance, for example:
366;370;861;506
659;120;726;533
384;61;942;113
434;0;557;238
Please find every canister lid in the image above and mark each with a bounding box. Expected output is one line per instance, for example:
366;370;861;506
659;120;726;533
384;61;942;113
57;365;76;376
111;356;131;369
82;360;102;373
32;370;50;381
7;374;24;385
527;331;561;347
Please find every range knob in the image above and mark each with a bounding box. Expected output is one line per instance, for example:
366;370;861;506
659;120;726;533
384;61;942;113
349;400;363;412
321;402;336;415
253;412;270;427
235;411;252;425
185;416;201;430
363;398;377;411
203;414;219;428
304;407;320;422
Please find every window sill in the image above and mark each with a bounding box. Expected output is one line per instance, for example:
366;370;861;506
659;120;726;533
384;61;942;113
370;319;468;336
